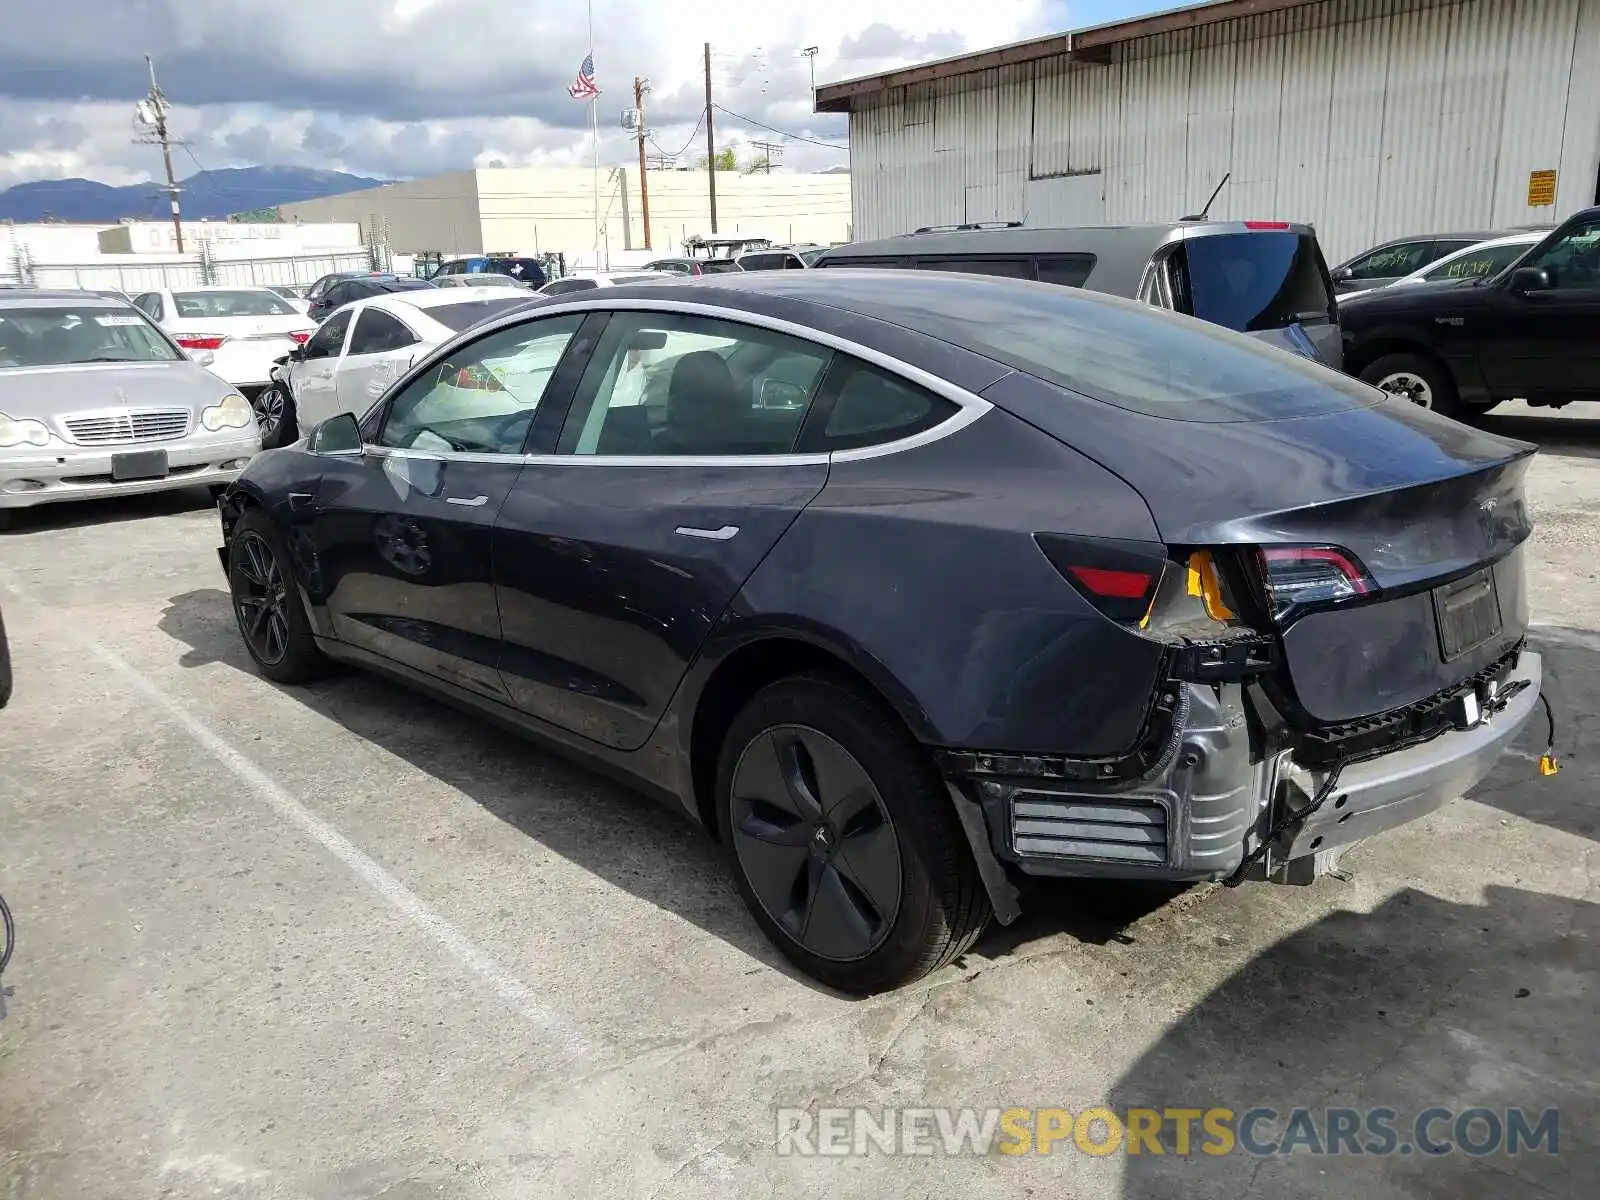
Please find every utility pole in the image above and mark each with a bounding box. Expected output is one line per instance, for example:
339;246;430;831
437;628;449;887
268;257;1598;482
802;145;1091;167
800;46;820;109
634;76;652;250
703;42;718;234
751;139;784;173
133;55;184;253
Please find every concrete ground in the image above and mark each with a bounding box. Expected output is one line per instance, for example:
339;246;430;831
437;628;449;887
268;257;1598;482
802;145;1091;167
0;402;1596;1199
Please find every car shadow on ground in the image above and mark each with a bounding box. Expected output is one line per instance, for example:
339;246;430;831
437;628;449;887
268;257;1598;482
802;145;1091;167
1107;883;1598;1198
0;486;218;535
157;587;1184;993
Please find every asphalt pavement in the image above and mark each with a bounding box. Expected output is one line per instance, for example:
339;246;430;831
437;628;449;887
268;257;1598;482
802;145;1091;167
0;402;1595;1199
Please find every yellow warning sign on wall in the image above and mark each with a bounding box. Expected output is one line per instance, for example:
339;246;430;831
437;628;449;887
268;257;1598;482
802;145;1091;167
1528;170;1558;207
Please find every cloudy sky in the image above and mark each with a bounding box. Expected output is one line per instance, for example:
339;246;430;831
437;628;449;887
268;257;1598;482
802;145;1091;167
0;0;1156;191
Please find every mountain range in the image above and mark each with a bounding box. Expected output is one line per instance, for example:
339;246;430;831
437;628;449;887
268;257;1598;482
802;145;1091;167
0;166;386;223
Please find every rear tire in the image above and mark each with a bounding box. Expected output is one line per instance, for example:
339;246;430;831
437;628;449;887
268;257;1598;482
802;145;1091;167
252;383;298;449
1359;352;1463;419
716;673;991;992
227;509;328;684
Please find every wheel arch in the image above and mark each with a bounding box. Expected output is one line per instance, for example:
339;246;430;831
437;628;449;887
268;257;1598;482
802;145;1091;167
1345;336;1456;384
684;624;936;840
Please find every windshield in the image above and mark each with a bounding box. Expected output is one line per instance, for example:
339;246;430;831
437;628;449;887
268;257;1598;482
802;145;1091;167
425;297;530;332
173;289;297;318
0;305;181;368
1419;242;1533;283
1179;232;1334;331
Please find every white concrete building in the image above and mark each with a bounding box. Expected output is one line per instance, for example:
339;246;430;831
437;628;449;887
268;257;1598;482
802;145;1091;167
817;0;1600;260
279;168;854;267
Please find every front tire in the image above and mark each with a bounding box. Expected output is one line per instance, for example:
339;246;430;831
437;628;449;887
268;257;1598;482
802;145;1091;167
716;673;991;992
252;383;298;449
1359;352;1463;418
227;509;328;684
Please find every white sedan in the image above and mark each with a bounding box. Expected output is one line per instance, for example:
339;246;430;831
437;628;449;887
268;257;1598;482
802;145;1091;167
256;288;533;446
131;286;315;394
1336;231;1545;303
536;271;668;296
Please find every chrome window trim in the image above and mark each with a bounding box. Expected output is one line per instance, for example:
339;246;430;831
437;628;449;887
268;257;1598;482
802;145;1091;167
361;296;994;468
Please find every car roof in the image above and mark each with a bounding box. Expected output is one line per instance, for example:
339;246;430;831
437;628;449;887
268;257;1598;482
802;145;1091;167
818;221;1319;296
385;288;503;310
0;290;131;307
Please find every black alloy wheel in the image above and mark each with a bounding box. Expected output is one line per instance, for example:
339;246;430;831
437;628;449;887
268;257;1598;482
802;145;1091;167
227;510;328;684
252;384;297;448
233;530;291;667
717;674;991;993
729;724;903;962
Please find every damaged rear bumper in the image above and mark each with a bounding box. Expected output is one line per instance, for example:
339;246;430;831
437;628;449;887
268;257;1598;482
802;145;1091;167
942;649;1542;905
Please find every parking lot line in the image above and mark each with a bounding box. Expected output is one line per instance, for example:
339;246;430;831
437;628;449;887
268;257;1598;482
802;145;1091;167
2;581;592;1062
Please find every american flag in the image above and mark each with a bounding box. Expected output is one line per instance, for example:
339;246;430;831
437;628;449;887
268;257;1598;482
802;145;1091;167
568;53;600;100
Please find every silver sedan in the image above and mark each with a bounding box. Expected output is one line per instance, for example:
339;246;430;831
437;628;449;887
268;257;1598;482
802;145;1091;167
0;291;260;526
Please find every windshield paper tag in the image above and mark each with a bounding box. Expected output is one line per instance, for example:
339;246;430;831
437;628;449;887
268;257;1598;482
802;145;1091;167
94;313;145;326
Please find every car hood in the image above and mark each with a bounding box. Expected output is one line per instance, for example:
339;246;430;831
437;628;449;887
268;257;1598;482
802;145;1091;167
1339;274;1482;315
0;360;234;420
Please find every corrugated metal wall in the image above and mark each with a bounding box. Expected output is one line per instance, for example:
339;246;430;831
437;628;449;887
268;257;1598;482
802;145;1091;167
847;0;1600;259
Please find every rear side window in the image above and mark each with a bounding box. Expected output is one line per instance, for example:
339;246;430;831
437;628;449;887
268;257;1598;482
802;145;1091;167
425;297;530;332
1176;233;1333;333
1035;254;1096;287
913;257;1035;280
809;359;959;451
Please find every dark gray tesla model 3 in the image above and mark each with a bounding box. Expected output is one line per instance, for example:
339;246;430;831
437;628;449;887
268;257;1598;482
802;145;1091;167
218;270;1543;992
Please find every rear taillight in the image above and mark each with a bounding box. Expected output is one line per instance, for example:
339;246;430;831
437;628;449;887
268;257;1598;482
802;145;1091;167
1035;534;1166;624
175;334;226;350
289;331;312;345
1257;545;1372;619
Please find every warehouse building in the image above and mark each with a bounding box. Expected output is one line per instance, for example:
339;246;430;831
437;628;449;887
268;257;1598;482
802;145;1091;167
279;168;854;267
816;0;1600;260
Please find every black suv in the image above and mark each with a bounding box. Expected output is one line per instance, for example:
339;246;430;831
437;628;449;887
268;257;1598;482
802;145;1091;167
1341;206;1600;418
816;220;1342;369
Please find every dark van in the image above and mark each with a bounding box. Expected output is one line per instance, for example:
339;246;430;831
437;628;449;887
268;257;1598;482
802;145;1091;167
432;256;548;289
814;220;1342;369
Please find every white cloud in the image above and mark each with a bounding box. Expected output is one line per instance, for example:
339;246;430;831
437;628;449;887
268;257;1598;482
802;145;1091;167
0;0;1070;187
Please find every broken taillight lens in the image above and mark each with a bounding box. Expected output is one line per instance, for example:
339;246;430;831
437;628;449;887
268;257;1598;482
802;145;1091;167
1257;545;1373;619
1034;534;1167;624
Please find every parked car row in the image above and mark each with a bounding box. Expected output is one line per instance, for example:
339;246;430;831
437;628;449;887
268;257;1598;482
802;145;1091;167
213;262;1548;993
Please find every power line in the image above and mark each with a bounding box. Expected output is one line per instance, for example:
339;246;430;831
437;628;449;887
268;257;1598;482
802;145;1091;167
647;109;706;161
711;105;846;151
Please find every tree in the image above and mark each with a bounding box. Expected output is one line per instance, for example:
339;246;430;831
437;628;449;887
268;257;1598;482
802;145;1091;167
695;148;739;171
742;157;769;175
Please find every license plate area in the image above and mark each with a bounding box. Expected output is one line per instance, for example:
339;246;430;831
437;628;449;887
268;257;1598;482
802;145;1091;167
1433;567;1501;661
111;449;169;481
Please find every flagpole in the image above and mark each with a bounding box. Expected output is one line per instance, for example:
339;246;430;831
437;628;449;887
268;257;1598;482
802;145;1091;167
588;0;599;270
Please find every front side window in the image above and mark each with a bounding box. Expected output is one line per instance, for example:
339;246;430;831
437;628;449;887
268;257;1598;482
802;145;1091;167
0;305;182;368
379;314;583;454
302;310;351;360
557;311;832;456
1520;218;1600;290
1420;242;1533;283
1344;240;1433;280
347;309;418;355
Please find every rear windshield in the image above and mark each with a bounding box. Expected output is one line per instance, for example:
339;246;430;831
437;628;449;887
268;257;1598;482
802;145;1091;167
425;297;530;332
861;275;1373;423
173;289;296;317
0;305;181;367
1177;233;1333;332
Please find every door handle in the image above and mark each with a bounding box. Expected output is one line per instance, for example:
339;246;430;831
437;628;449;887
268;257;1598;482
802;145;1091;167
446;494;489;507
675;524;739;540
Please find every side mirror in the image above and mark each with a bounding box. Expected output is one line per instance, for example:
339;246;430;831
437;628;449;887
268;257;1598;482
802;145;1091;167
189;349;216;368
310;412;363;455
1331;266;1352;283
1509;266;1551;294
